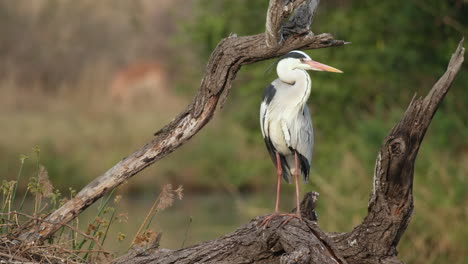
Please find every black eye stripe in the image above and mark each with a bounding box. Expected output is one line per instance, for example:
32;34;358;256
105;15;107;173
280;51;308;60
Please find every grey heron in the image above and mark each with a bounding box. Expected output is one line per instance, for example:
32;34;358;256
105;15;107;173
260;50;342;221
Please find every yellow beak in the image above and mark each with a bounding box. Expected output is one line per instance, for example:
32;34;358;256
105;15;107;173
304;60;343;73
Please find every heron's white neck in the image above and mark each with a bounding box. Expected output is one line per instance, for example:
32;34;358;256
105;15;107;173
277;66;311;107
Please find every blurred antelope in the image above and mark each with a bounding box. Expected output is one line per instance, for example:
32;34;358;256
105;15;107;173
109;61;172;107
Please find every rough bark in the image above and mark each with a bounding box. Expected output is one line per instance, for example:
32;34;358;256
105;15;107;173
16;0;345;243
113;39;464;264
114;192;347;264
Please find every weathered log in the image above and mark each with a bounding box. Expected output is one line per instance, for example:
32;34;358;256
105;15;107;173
113;39;464;264
17;0;345;243
114;192;348;264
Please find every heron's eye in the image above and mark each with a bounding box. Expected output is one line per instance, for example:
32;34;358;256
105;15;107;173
300;58;305;63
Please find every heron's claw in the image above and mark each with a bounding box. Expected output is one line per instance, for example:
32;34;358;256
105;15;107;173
279;213;302;227
259;213;302;229
259;213;278;228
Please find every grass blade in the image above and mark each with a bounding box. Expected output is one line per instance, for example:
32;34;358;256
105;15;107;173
11;155;27;211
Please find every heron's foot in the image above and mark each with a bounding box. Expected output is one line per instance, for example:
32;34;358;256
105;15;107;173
260;212;302;229
259;213;279;228
279;212;302;227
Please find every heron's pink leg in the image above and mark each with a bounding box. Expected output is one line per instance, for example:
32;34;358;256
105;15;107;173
277;153;302;227
274;152;282;213
260;152;303;227
260;152;282;227
293;152;302;219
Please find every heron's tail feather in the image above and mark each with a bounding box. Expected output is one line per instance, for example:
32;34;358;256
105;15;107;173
282;153;310;183
279;154;291;183
297;152;310;183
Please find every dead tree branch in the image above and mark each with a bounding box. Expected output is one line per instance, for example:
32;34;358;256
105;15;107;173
329;38;465;264
266;0;309;47
17;0;345;243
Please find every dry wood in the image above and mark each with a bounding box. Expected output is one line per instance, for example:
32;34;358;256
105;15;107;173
114;192;347;264
7;211;108;252
265;0;310;47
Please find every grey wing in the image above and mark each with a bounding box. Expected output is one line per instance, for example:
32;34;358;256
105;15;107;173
289;105;314;182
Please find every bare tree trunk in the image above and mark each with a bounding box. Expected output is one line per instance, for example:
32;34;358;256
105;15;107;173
14;1;465;263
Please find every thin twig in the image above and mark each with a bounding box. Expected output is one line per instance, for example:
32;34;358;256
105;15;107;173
131;193;162;246
35;244;112;256
0;251;31;262
181;216;192;248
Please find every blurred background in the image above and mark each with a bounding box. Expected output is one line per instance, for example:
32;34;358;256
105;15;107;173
1;0;467;263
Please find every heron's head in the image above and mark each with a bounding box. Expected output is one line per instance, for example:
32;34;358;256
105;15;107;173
277;50;342;74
